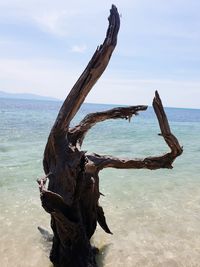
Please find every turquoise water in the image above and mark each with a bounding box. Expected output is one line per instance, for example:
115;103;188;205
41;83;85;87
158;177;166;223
0;98;200;267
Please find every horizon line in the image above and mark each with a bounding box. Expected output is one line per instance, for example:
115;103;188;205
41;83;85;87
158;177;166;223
0;95;199;111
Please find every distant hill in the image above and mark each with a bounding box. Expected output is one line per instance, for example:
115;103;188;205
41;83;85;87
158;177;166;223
0;91;60;101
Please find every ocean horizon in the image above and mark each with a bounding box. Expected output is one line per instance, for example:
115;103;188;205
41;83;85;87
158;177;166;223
0;97;200;267
1;93;200;110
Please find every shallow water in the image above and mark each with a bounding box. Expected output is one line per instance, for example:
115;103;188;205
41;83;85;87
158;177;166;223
0;98;200;267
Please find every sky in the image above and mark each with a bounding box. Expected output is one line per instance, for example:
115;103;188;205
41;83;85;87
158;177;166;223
0;0;200;108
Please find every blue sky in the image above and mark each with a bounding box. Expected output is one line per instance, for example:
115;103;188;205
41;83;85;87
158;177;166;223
0;0;200;108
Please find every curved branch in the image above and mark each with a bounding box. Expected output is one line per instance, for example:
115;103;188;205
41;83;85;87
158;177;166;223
85;91;183;172
51;5;120;134
153;90;183;157
69;105;148;146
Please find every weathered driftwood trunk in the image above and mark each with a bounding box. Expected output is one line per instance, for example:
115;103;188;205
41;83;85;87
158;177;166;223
38;5;183;267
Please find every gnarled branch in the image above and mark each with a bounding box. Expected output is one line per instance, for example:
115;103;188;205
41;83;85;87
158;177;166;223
51;5;120;134
43;4;120;177
153;90;183;157
69;105;148;147
85;91;183;172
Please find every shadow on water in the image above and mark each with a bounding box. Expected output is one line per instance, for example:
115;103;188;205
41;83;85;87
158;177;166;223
96;243;112;267
39;238;53;267
39;236;52;255
38;227;53;266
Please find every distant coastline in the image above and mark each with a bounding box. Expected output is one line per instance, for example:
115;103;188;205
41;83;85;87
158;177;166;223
0;90;199;111
0;90;60;102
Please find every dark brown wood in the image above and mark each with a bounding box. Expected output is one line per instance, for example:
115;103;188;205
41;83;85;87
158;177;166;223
85;91;183;172
38;5;182;267
69;105;148;147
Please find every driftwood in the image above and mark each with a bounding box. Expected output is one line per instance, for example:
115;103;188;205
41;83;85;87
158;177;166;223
38;5;183;267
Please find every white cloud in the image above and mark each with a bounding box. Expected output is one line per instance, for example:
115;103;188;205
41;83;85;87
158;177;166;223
32;8;84;37
71;44;87;53
34;11;68;36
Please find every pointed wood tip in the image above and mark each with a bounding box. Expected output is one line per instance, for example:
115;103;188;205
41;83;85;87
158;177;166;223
155;90;159;97
106;4;120;47
111;4;117;10
153;90;160;103
153;91;164;113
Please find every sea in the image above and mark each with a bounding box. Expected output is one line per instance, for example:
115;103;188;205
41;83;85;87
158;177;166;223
0;98;200;267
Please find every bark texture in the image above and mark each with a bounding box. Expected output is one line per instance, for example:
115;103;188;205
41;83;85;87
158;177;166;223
38;5;183;267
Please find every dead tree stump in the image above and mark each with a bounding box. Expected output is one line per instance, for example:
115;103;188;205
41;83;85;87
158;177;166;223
38;5;182;267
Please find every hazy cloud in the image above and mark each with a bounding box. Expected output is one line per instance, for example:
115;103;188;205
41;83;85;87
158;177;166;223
71;44;87;53
34;11;69;36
